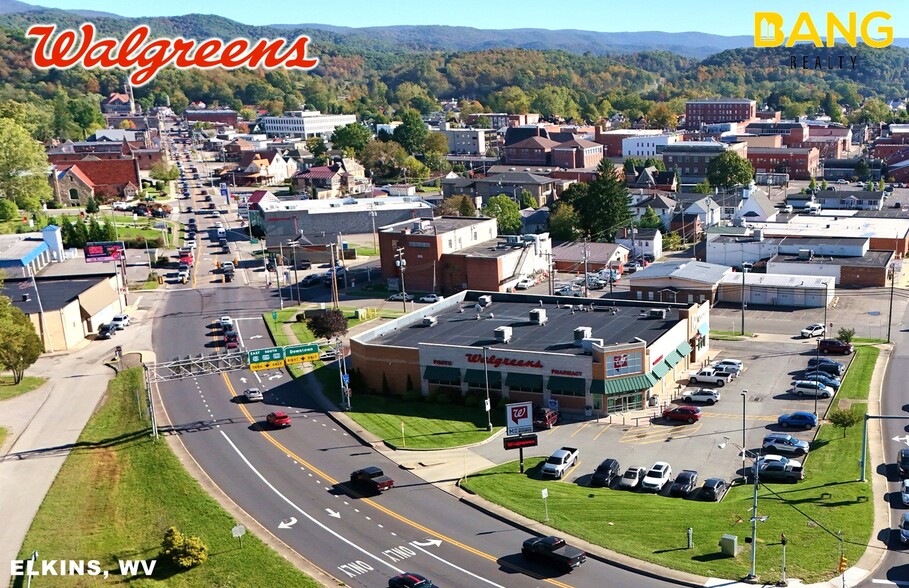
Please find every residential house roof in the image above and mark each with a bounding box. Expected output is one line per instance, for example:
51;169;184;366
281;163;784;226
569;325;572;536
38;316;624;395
740;191;777;218
57;165;96;188
478;171;554;186
552;241;629;264
687;196;721;213
634;193;678;210
629;260;730;284
51;159;139;188
505;136;561;150
103;93;130;105
295;165;340;180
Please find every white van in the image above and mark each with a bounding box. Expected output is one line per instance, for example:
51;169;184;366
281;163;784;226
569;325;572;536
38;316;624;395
804;203;821;215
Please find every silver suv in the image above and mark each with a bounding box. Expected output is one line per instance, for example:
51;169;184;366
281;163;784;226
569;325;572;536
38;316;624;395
762;433;810;456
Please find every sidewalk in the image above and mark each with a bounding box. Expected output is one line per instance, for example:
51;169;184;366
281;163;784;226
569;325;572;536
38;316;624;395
280;313;895;588
0;291;164;588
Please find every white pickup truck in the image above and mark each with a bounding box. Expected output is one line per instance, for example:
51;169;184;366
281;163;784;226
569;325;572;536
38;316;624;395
688;368;731;387
541;447;580;479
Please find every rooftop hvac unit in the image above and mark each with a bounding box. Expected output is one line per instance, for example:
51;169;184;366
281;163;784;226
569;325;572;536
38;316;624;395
505;235;523;246
494;326;513;344
422;316;438;327
529;308;547;325
478;295;492;308
648;308;668;319
753;229;764;242
797;249;814;260
581;338;604;354
573;326;592;345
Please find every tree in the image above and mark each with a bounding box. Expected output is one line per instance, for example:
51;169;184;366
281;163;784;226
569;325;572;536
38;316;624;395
828;407;861;438
118;119;135;130
482;195;522;235
360;140;408;179
638;206;663;230
85;198;99;214
519;190;537;209
437;195;477;217
566;160;631;241
423;132;449;156
160;526;208;570
392;108;428;154
643;157;666;172
306;309;349;340
150;162;179;183
331;123;372;156
0;296;43;383
706;151;754;190
821;179;828;191
306;137;329;166
0;199;18;221
0;118;53;211
647;102;678;129
663;231;683;250
548;203;581;241
808;177;817;193
67;97;104;139
854;159;871;181
837;327;856;344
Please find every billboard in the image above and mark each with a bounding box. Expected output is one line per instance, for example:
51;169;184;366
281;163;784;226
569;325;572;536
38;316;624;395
83;241;125;263
506;401;533;436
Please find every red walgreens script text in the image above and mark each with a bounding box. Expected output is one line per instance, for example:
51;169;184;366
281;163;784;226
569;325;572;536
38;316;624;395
26;23;319;86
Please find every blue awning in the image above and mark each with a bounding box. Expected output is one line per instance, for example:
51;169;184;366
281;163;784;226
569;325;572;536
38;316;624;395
698;323;709;336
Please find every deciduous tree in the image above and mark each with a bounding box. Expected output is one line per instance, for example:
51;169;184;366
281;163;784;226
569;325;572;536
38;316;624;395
306;309;349;340
331;123;372;156
706;151;754;190
828;407;861;438
437;195;477;217
392;108;428;154
482;195;522;235
548;203;581;241
638;206;663;230
0;296;43;383
0;118;52;211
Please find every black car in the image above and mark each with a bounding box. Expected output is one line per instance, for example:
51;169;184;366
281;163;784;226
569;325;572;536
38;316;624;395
97;323;116;340
700;478;728;501
388;573;435;588
300;274;322;287
806;361;844;376
669;470;698;497
590;458;621;487
299;259;312;270
899;448;909;478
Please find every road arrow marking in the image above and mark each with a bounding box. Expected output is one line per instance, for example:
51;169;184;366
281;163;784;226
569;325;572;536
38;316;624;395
411;539;442;547
326;509;341;519
268;374;283;381
240;377;247;384
893;435;909;446
278;517;297;529
249;335;263;339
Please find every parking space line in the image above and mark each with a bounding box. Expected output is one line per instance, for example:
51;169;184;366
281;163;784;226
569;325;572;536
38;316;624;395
569;422;591;438
632;425;704;445
562;460;582;480
619;423;703;444
593;424;612;440
700;412;777;422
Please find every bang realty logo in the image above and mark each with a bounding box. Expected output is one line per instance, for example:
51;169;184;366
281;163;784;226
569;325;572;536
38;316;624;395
26;23;319;85
754;10;893;69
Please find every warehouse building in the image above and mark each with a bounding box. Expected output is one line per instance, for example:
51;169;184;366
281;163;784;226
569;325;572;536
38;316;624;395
350;292;710;416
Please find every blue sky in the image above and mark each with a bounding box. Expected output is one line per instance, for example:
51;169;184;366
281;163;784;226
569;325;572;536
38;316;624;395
32;0;909;36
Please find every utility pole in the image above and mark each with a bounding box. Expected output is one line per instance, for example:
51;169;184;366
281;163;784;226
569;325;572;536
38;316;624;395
432;260;437;294
395;246;408;313
338;232;349;290
329;243;340;309
582;240;589;297
740;262;751;336
888;263;895;343
547;251;554;295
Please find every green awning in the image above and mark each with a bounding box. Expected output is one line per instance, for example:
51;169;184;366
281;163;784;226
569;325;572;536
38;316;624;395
423;365;460;383
677;341;693;356
650;361;670;379
664;350;684;367
465;369;502;387
698;323;709;336
592;373;657;395
505;372;544;391
547;376;586;395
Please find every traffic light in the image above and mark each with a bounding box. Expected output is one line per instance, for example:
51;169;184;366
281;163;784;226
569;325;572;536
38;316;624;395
838;554;847;573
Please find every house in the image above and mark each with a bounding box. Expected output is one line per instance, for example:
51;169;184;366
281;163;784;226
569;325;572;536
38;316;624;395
735;188;778;222
627;260;733;304
669;213;703;243
551;241;629;272
101;92;133;114
520;207;549;234
49;159;140;202
627;167;678;192
50;165;96;206
615;228;663;261
629;192;677;228
686;197;723;228
441;171;560;207
815;190;886;211
223;150;296;186
291;159;371;198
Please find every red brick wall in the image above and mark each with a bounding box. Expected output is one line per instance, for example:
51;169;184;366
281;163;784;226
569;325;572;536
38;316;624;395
465;256;503;291
350;341;420;394
839;265;888;287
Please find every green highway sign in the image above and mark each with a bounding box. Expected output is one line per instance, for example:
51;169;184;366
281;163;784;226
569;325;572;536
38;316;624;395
250;239;259;244
285;343;320;365
248;346;285;371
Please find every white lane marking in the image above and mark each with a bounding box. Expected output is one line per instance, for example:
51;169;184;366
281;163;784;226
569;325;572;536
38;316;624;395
410;542;506;588
218;430;403;574
873;580;909;586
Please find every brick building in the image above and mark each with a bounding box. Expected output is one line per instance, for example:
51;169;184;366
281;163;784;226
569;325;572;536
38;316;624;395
594;128;666;158
48;159;140;201
49;165;96;206
185;109;239;127
685;99;756;130
502;136;561;165
746;147;820;180
550;138;604;168
661;141;747;184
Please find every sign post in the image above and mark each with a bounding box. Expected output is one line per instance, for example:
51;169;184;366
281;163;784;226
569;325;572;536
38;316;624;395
232;524;246;548
247;347;285;371
506;401;533;473
541;488;549;522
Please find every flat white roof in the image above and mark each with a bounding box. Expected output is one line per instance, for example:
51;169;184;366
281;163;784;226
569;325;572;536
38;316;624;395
718;273;833;289
259;197;433;215
746;215;909;239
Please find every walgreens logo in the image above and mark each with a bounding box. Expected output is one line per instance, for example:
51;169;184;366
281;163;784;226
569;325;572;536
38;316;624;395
26;23;319;86
465;353;542;370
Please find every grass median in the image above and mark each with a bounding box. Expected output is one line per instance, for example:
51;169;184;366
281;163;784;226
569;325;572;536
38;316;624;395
0;375;46;401
462;346;879;584
14;367;320;587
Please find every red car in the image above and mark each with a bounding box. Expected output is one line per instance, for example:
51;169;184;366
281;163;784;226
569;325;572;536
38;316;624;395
662;405;702;424
818;339;853;355
266;411;291;428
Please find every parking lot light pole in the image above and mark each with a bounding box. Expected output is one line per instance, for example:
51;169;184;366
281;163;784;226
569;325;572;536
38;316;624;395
742;390;747;482
720;438;761;583
814;339;820;416
483;346;492;432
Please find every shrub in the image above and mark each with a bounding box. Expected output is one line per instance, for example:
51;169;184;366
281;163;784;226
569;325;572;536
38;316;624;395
160;526;208;569
435;391;454;404
837;327;856;344
45;200;63;209
295;313;307;322
402;389;423;402
464;394;478;407
153;256;170;267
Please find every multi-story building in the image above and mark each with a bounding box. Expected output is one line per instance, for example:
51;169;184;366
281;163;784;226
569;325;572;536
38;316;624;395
442;127;494;155
550;138;604;169
594;128;666;158
685;99;756;130
742;121;809;146
502;136;561;166
621;134;681;157
185;109;239;127
660;141;747;184
746;147;820;180
256;111;357;138
467;113;541;129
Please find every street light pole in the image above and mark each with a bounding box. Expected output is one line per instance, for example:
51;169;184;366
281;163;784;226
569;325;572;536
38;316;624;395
741;390;747;481
747;458;760;582
483;346;492;431
814;339;821;416
395;246;408;313
740;262;751;336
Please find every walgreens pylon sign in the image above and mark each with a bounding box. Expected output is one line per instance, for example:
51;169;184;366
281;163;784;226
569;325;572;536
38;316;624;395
27;23;319;86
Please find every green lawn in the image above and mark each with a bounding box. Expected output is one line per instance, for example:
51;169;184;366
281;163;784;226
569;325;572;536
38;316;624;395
14;368;319;588
710;330;752;341
344;393;503;449
853;337;887;345
355;245;378;257
462;347;880;584
0;375;47;401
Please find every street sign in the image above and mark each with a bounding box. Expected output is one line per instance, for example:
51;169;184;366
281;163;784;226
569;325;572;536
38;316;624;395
503;434;538;450
248;347;285;371
506;401;533;436
231;524;246;538
250;239;259;244
342;373;350;385
284;343;320;365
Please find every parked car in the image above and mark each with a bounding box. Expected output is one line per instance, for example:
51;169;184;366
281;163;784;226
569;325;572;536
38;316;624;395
777;411;819;429
669;470;698;497
388;573;435;588
899;448;909;478
419;294;444;303
244;388;263;402
762;433;810;456
662;405;702;424
681;388;721;405
177;270;189;283
641;462;672;492
388;292;415;302
219;316;233;329
533;406;559;430
515;278;535;290
266;411;291;428
818;339;854;355
789;380;834;398
555;286;582;297
300;274;322;287
111;314;131;329
711;359;744;371
801;323;826;338
801;372;841;390
900;513;909;544
902;479;909;506
618;466;647;490
97;323;116;340
837;178;848;184
590;458;621;487
700;478;728;502
807;357;845;375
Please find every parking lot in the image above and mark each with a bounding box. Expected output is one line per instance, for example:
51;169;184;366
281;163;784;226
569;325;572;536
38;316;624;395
473;337;852;495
